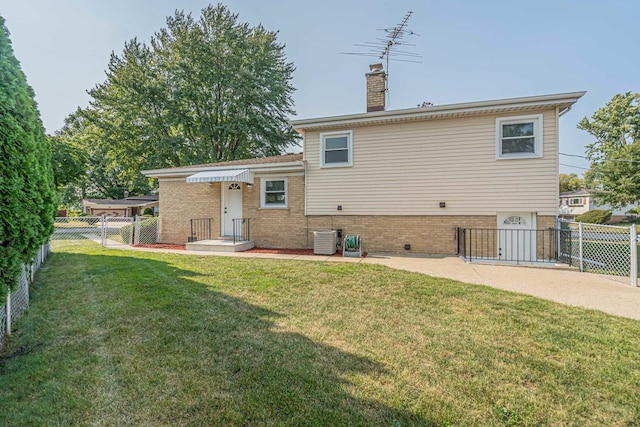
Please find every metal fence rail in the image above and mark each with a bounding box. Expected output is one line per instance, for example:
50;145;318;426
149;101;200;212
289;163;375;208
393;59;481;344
457;221;638;287
1;243;49;349
558;219;637;286
457;227;558;264
189;218;212;242
232;218;251;244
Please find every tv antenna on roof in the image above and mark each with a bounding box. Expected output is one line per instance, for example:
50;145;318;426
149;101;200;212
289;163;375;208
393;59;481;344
341;11;422;102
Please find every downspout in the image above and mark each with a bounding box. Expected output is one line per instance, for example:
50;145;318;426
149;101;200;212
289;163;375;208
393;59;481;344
554;106;556;226
303;160;307;217
303;158;309;247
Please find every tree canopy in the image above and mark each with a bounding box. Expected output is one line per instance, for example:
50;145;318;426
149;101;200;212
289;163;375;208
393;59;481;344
0;16;56;295
579;92;640;207
54;4;298;202
559;173;584;194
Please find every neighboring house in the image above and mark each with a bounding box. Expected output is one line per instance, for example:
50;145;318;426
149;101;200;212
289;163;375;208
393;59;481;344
83;195;159;217
142;66;585;255
559;189;637;221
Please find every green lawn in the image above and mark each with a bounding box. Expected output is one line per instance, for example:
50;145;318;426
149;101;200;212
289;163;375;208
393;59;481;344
1;245;639;426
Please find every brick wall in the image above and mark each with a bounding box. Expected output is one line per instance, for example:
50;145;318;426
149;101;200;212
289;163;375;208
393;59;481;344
158;180;221;244
159;176;557;256
305;215;498;255
243;175;309;248
366;70;386;112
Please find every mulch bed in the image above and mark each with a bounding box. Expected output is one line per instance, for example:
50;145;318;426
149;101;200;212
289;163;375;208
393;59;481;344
134;243;186;250
246;248;342;256
133;244;365;257
248;248;367;257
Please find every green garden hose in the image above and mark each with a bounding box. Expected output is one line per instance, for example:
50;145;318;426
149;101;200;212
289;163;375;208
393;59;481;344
345;235;359;250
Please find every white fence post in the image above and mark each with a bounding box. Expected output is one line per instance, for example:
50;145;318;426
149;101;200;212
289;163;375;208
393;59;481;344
578;222;584;272
100;215;106;246
631;225;637;287
6;289;11;336
134;215;140;245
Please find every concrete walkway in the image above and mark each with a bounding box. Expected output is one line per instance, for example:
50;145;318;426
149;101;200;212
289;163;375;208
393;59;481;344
127;246;640;321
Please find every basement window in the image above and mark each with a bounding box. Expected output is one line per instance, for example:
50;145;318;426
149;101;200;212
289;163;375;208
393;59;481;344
320;130;352;167
496;114;543;159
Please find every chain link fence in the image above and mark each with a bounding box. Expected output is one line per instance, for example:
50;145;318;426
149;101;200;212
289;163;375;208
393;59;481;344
51;216;103;250
52;216;159;252
558;219;637;286
134;216;160;245
103;216;134;246
1;243;49;349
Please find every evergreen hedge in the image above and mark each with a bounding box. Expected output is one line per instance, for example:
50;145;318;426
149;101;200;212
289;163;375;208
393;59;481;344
0;16;56;298
575;210;612;224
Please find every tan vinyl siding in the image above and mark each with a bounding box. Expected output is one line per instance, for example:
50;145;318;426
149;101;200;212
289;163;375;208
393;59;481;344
305;109;558;216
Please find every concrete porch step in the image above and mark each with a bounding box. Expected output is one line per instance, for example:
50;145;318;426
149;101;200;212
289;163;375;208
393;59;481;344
186;239;255;252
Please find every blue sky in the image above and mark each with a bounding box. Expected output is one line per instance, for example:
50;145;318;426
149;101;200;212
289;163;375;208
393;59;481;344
3;0;638;174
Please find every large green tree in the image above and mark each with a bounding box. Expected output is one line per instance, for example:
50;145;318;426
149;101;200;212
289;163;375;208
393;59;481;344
579;92;640;207
49;133;87;207
52;109;150;203
57;4;298;200
0;16;56;295
559;173;584;193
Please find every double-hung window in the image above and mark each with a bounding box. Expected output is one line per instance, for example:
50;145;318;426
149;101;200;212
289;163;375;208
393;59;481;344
569;198;583;206
261;178;287;208
320;130;352;167
496;114;543;159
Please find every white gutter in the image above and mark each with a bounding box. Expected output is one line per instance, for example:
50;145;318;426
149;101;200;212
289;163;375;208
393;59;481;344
142;160;304;178
291;91;586;131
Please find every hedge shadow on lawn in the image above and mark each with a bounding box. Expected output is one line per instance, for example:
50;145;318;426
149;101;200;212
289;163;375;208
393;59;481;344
1;251;434;426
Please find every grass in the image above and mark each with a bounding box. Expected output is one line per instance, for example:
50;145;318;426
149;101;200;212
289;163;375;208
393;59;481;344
1;244;639;426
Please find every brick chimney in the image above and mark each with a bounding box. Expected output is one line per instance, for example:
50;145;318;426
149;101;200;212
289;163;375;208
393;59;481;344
366;63;386;112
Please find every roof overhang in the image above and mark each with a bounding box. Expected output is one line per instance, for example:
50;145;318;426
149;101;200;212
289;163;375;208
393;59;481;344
186;169;253;184
142;160;304;179
82;200;158;208
291;91;586;132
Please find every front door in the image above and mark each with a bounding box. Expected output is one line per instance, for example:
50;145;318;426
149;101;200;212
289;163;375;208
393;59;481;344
222;182;243;237
497;212;536;262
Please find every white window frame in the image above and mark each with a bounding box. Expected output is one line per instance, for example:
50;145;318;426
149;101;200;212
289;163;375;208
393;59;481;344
320;130;353;168
495;114;543;159
260;177;288;209
569;198;583;206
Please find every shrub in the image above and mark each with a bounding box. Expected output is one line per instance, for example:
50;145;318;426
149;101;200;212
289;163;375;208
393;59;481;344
626;207;640;216
0;17;56;297
143;207;154;216
576;210;612;224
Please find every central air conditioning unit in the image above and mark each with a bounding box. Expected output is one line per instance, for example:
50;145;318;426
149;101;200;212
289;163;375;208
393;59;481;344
313;230;337;255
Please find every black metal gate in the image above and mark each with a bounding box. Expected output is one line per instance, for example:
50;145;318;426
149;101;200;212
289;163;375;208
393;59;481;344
557;222;574;266
456;227;561;264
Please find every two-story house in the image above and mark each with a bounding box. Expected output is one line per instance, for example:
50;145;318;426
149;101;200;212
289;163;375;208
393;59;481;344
559;189;637;221
143;66;584;255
